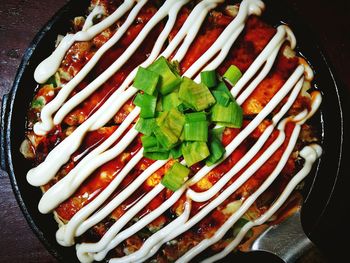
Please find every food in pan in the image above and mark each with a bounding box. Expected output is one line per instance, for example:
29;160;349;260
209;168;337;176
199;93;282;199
21;0;322;262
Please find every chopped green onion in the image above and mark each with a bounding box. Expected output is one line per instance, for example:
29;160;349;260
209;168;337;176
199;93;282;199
223;65;242;86
170;144;183;159
182;142;210;167
177;102;191;113
211;101;243;128
133;67;160;95
161;162;190;191
179;77;216;111
185;112;207;122
154;126;179;150
31;96;45;109
156;96;163;112
153;108;185;149
200;70;217;88
206;137;226;166
143;151;169;160
232;218;253;237
135;118;156;136
157;108;185;138
162;91;181;111
141;135;158;149
214;81;234;100
156;111;168;126
148;57;181;95
134;93;157;118
46;72;61;87
210;127;225;141
184;121;208;142
212;90;231;107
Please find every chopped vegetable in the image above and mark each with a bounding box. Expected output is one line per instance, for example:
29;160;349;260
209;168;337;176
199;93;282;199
161;162;190;191
214;81;234;100
157;108;185;138
133;67;160;95
211;101;243;128
135;118;156;136
134;93;157;118
223;65;242;86
148;57;181;95
182;142;210;167
212;90;231;107
200;70;217;88
210;127;225;141
162;91;181;111
185;112;207;122
154;126;179;150
153;108;185;149
46;72;61;87
143;151;169;160
232;218;253;238
141;135;158;149
184;121;208;142
179;77;216;111
31;96;45;109
170;145;182;159
206;137;226;166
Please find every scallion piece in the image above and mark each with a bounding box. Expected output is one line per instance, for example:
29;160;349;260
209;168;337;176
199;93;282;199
170;145;183;159
232;218;253;237
179;77;216;111
185;112;207;122
200;70;217;88
212;90;231;107
133;67;160;95
148;57;181;95
157;108;185;138
214;81;234;100
223;65;242;86
211;101;243;128
184;121;208;142
135;118;156;136
141;135;158;149
162;91;181;111
156;96;163;112
182;142;210;167
161;162;190;191
206;137;226;166
154;126;179;150
177;102;191;113
134;93;157;118
143;151;169;160
210;127;225;141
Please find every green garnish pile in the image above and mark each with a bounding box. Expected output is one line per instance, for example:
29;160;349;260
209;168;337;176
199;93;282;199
133;56;243;191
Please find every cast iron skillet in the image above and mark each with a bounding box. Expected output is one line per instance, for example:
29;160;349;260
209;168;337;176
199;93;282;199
0;0;344;262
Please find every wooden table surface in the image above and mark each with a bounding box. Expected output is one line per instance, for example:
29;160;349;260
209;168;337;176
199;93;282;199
0;1;348;262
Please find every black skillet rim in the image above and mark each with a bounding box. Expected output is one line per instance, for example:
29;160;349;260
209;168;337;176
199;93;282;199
0;0;345;262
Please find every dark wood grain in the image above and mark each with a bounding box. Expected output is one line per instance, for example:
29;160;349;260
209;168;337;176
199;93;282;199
0;1;348;262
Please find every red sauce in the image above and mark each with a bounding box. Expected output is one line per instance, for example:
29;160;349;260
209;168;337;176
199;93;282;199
55;134;142;221
64;4;162;126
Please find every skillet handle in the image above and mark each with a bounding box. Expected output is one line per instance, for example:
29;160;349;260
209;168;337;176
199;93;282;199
250;211;328;263
1;93;9;171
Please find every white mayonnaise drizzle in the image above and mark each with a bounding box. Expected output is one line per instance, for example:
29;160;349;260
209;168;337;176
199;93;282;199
34;0;136;84
203;144;322;263
34;0;147;135
54;0;239;248
27;0;192;186
38;0;222;213
82;5;105;32
26;0;323;262
76;30;304;263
